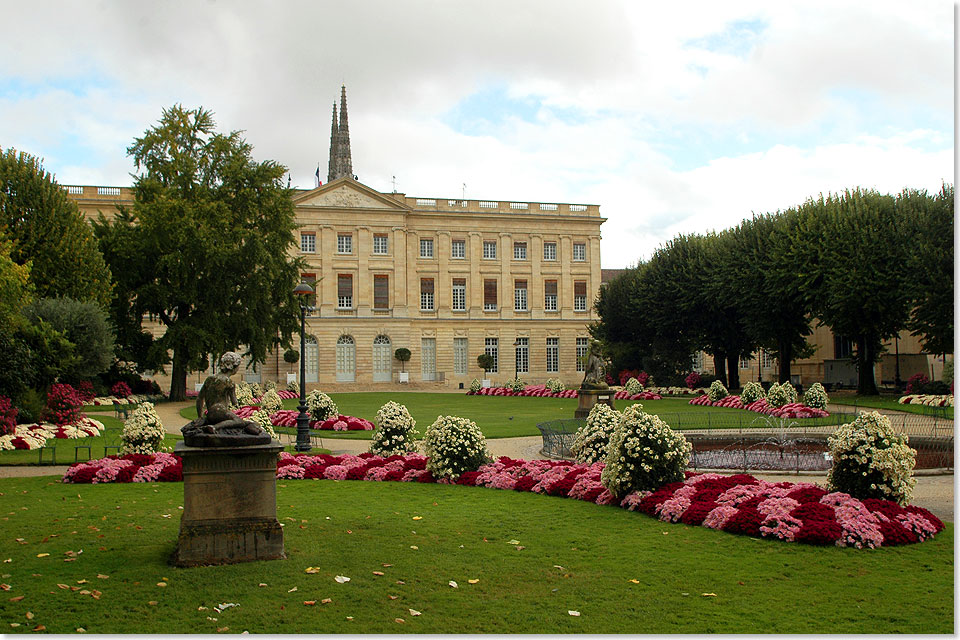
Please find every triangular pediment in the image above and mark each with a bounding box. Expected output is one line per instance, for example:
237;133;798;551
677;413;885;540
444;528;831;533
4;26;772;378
292;177;408;210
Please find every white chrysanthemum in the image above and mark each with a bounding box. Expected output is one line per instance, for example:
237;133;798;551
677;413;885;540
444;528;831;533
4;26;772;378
707;380;728;402
740;381;765;404
260;388;283;413
370;401;418;456
600;404;691;497
571;403;621;465
469;379;482;393
235;382;255;407
802;382;829;410
249;409;278;440
827;410;916;505
422;415;490;480
306;390;338;421
623;377;643;395
545;378;565;393
120;402;165;455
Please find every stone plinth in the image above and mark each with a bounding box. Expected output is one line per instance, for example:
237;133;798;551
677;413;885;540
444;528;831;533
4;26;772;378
574;388;615;419
170;441;285;567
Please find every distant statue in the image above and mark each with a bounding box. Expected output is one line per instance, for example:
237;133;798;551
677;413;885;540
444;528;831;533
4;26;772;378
181;352;272;447
580;340;609;390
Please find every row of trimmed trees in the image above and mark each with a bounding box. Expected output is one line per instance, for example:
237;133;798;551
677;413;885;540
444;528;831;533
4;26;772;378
592;187;954;395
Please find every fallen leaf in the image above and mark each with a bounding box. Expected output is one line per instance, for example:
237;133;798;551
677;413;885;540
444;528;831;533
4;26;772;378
412;516;422;521
629;579;640;584
217;627;229;632
515;546;525;551
258;583;267;587
394;618;405;624
568;610;581;617
34;624;46;631
9;623;20;628
198;606;209;611
701;593;717;597
345;617;353;621
409;608;421;616
0;584;8;591
96;574;109;579
662;532;669;536
304;567;320;574
321;598;332;604
553;565;564;570
468;579;479;584
287;587;298;593
381;563;392;567
388;595;398;600
10;595;24;602
372;571;384;576
396;580;405;585
409;546;418;550
506;540;520;545
76;628;85;633
303;601;316;606
738;581;745;586
25;612;34;620
207;617;218;622
148;600;158;606
156;582;167;587
56;584;70;589
36;554;49;558
448;581;458;588
346;530;352;534
335;575;350;583
77;580;88;584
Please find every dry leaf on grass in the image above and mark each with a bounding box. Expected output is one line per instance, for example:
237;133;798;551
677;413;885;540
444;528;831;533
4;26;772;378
412;516;422;520
304;567;320;574
287;587;298;593
388;595;398;600
568;611;581;617
408;608;421;616
334;575;350;583
372;571;384;576
10;596;24;602
701;593;717;597
448;581;458;588
303;601;316;606
321;598;332;604
394;618;405;624
629;579;640;584
468;579;479;584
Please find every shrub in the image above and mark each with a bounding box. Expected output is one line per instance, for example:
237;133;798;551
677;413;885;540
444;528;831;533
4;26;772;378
600;405;691;498
767;382;797;408
306;390;338;421
803;382;829;409
43;383;83;426
421;415;490;480
249;409;278;440
545;378;565;393
618;369;639;386
707;380;728;402
684;371;701;390
920;380;951;395
283;349;300;364
468;379;481;393
248;382;262;399
508;378;526;393
263;380;278;393
76;381;96;403
905;373;928;394
0;396;16;436
260;388;283;413
22;297;116;381
637;371;651;387
370;401;418;456
286;380;300;395
111;381;132;399
827;410;916;505
623;377;644;395
235;381;255;407
942;360;953;386
394;348;411;372
477;354;495;376
120;402;165;455
571;403;620;465
740;381;765;405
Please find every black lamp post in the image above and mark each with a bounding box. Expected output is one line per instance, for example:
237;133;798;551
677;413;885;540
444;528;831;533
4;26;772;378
293;282;314;452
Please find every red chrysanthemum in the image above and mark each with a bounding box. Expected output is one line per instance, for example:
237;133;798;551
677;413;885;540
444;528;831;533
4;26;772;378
679;500;717;526
514;475;538;492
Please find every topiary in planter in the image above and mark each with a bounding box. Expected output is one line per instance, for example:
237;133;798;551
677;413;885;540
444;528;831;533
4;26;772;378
623;377;644;395
803;382;829;410
571;403;621;465
600;404;692;498
707;380;728;402
370;401;418;456
120;402;165;455
306;390;338;421
283;349;300;364
394;348;411;373
477;354;495;377
740;381;765;405
827;410;916;505
422;415;490;480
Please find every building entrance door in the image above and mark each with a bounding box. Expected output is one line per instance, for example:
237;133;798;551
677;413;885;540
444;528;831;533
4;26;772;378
373;335;392;382
336;335;356;382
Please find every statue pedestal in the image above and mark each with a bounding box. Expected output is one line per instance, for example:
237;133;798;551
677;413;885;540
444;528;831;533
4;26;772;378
575;388;615;419
170;441;285;567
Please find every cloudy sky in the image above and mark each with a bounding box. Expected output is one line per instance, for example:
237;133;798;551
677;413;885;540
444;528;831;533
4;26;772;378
1;0;953;267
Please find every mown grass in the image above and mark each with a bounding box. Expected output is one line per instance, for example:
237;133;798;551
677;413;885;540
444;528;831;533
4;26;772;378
0;477;952;634
830;394;953;419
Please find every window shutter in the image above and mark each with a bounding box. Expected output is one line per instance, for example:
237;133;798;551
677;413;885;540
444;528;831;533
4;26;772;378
484;279;497;306
421;278;434;294
453;277;466;287
574;281;586;296
338;274;352;298
515;279;527;289
374;275;389;309
544;280;558;296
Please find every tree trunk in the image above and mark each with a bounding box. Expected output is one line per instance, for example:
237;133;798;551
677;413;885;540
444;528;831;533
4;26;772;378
856;336;879;396
712;352;727;386
726;353;740;390
777;338;793;383
168;348;189;401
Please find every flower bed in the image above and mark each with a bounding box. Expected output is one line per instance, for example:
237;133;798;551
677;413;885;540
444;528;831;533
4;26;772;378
899;394;953;408
613;390;663;400
234;406;373;430
254;390;298;401
62;452;183;484
689;394;829;419
468;384;578;398
0;417;105;450
58;450;943;548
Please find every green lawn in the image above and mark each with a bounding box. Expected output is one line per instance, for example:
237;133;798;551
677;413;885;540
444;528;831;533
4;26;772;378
831;394;954;419
0;478;951;634
179;393;856;440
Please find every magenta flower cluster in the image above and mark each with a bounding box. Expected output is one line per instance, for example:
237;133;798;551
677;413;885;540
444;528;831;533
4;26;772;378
689;394;829;419
63;452;182;484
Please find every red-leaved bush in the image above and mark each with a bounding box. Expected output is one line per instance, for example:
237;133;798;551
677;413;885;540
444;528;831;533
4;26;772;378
111;381;133;398
685;371;702;389
43;383;83;426
0;396;17;436
76;381;96;403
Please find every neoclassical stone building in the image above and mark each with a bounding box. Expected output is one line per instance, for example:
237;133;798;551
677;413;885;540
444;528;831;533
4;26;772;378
66;87;605;390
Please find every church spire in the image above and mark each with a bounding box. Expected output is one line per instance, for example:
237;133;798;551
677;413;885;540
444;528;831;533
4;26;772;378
327;85;354;182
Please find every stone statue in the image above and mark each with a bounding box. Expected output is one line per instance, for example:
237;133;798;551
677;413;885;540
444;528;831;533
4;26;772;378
181;352;273;447
580;340;609;390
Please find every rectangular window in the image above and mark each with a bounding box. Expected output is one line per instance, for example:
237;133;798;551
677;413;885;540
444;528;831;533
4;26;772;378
485;337;499;374
420;278;435;311
574;280;587;311
454;338;468;375
373;274;389;309
452;278;466;311
337;233;353;254
300;273;317;311
483;240;497;259
834;335;854;359
337;273;353;309
692;352;704;373
515;337;529;374
740;354;752;370
544;279;558;311
483;279;497;311
373;233;388;255
514;279;527;311
451;239;465;259
761;350;774;369
300;232;316;253
513;242;527;260
421;338;436;381
576;337;588;372
573;242;586;262
543;241;557;261
420;238;434;258
546;337;559;373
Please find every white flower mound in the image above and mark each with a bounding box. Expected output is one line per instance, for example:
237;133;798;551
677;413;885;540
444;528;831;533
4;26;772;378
803;382;829;410
600;404;692;498
370;401;418;456
740;381;765;405
250;409;278;440
545;378;565;393
827;410;916;505
260;388;283;413
306;390;338;421
469;379;482;393
508;378;526;393
571;403;621;465
120;402;165;455
707;380;728;402
235;382;255;407
767;382;798;408
286;380;300;395
623;377;643;395
422;415;490;480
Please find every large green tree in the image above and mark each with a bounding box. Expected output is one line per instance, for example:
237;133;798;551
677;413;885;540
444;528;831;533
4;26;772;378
0;148;114;308
795;189;911;395
94;105;304;400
